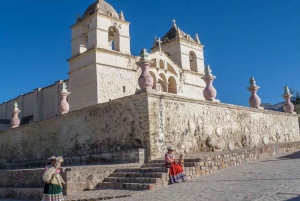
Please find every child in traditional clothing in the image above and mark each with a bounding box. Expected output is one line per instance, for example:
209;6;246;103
165;146;187;184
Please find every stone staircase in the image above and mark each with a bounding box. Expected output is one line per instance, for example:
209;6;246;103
97;159;202;191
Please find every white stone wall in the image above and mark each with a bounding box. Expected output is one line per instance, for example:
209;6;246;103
69;50;96;72
0;81;68;131
69;64;98;111
147;92;300;160
96;64;139;103
40;85;57;120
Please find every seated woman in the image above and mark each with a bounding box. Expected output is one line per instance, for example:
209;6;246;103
165;146;187;184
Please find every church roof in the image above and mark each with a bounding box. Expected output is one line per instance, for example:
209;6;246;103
161;26;197;43
81;0;119;20
156;20;201;46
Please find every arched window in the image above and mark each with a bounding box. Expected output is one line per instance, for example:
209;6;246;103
108;26;120;51
157;73;167;92
189;51;197;72
149;71;157;90
168;76;177;94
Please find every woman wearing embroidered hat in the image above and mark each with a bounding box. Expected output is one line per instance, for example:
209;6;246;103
45;156;61;174
165;146;187;184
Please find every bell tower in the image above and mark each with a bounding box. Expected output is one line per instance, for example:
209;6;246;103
152;20;204;74
68;0;132;111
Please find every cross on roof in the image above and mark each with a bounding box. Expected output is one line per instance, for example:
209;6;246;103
173;19;177;27
156;37;162;52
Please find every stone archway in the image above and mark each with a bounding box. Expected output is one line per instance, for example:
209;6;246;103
108;26;120;51
168;76;177;94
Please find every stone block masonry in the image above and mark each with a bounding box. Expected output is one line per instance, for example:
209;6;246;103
0;91;299;168
0;93;149;169
147;92;300;160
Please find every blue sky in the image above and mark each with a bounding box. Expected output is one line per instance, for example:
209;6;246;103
0;0;299;106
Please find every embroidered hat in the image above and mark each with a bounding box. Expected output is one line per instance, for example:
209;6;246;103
47;156;56;161
167;146;175;151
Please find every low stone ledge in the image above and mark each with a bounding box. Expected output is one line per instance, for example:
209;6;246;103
0;163;141;197
0;187;42;200
0;148;145;170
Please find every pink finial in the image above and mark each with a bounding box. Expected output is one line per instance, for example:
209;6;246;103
282;86;296;114
136;48;154;91
11;102;21;128
59;82;71;114
201;65;220;102
247;77;264;109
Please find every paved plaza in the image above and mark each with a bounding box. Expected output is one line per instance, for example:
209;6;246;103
2;151;300;201
110;151;300;201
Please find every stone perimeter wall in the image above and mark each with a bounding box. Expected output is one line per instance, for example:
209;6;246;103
0;91;299;167
0;93;149;169
147;92;300;160
1;141;300;200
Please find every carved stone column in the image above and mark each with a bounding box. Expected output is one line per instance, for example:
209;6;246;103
247;77;264;109
201;65;220;102
282;86;296;114
11;102;21;128
59;82;71;114
136;48;154;93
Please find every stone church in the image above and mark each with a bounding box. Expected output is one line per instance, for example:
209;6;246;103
0;0;299;168
0;0;206;130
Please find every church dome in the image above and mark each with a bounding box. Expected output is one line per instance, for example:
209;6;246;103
81;0;119;20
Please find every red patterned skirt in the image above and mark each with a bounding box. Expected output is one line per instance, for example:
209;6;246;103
168;162;187;184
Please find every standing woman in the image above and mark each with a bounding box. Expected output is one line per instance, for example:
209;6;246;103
165;146;187;184
41;156;65;201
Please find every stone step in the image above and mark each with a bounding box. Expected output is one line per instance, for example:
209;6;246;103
115;167;168;173
110;172;167;178
0;187;43;200
142;162;199;168
150;158;202;163
98;182;162;190
104;177;162;184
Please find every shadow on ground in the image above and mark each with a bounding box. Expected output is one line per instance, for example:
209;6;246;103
287;196;300;201
261;151;300;163
278;151;300;160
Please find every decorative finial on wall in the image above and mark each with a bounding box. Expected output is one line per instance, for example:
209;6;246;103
195;33;201;44
11;102;21;128
14;102;19;111
204;65;213;77
136;48;154;93
139;48;149;59
282;86;296;114
119;11;125;20
176;27;182;38
284;86;291;96
247;77;263;109
59;82;71;114
201;65;219;102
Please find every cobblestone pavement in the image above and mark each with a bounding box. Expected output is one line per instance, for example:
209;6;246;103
2;151;300;201
110;151;300;201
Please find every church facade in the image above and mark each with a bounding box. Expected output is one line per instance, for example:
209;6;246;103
0;0;207;130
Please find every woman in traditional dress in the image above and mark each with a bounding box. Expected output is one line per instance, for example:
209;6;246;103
41;156;65;201
165;146;187;184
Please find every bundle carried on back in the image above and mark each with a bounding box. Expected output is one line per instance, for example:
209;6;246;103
43;156;65;188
